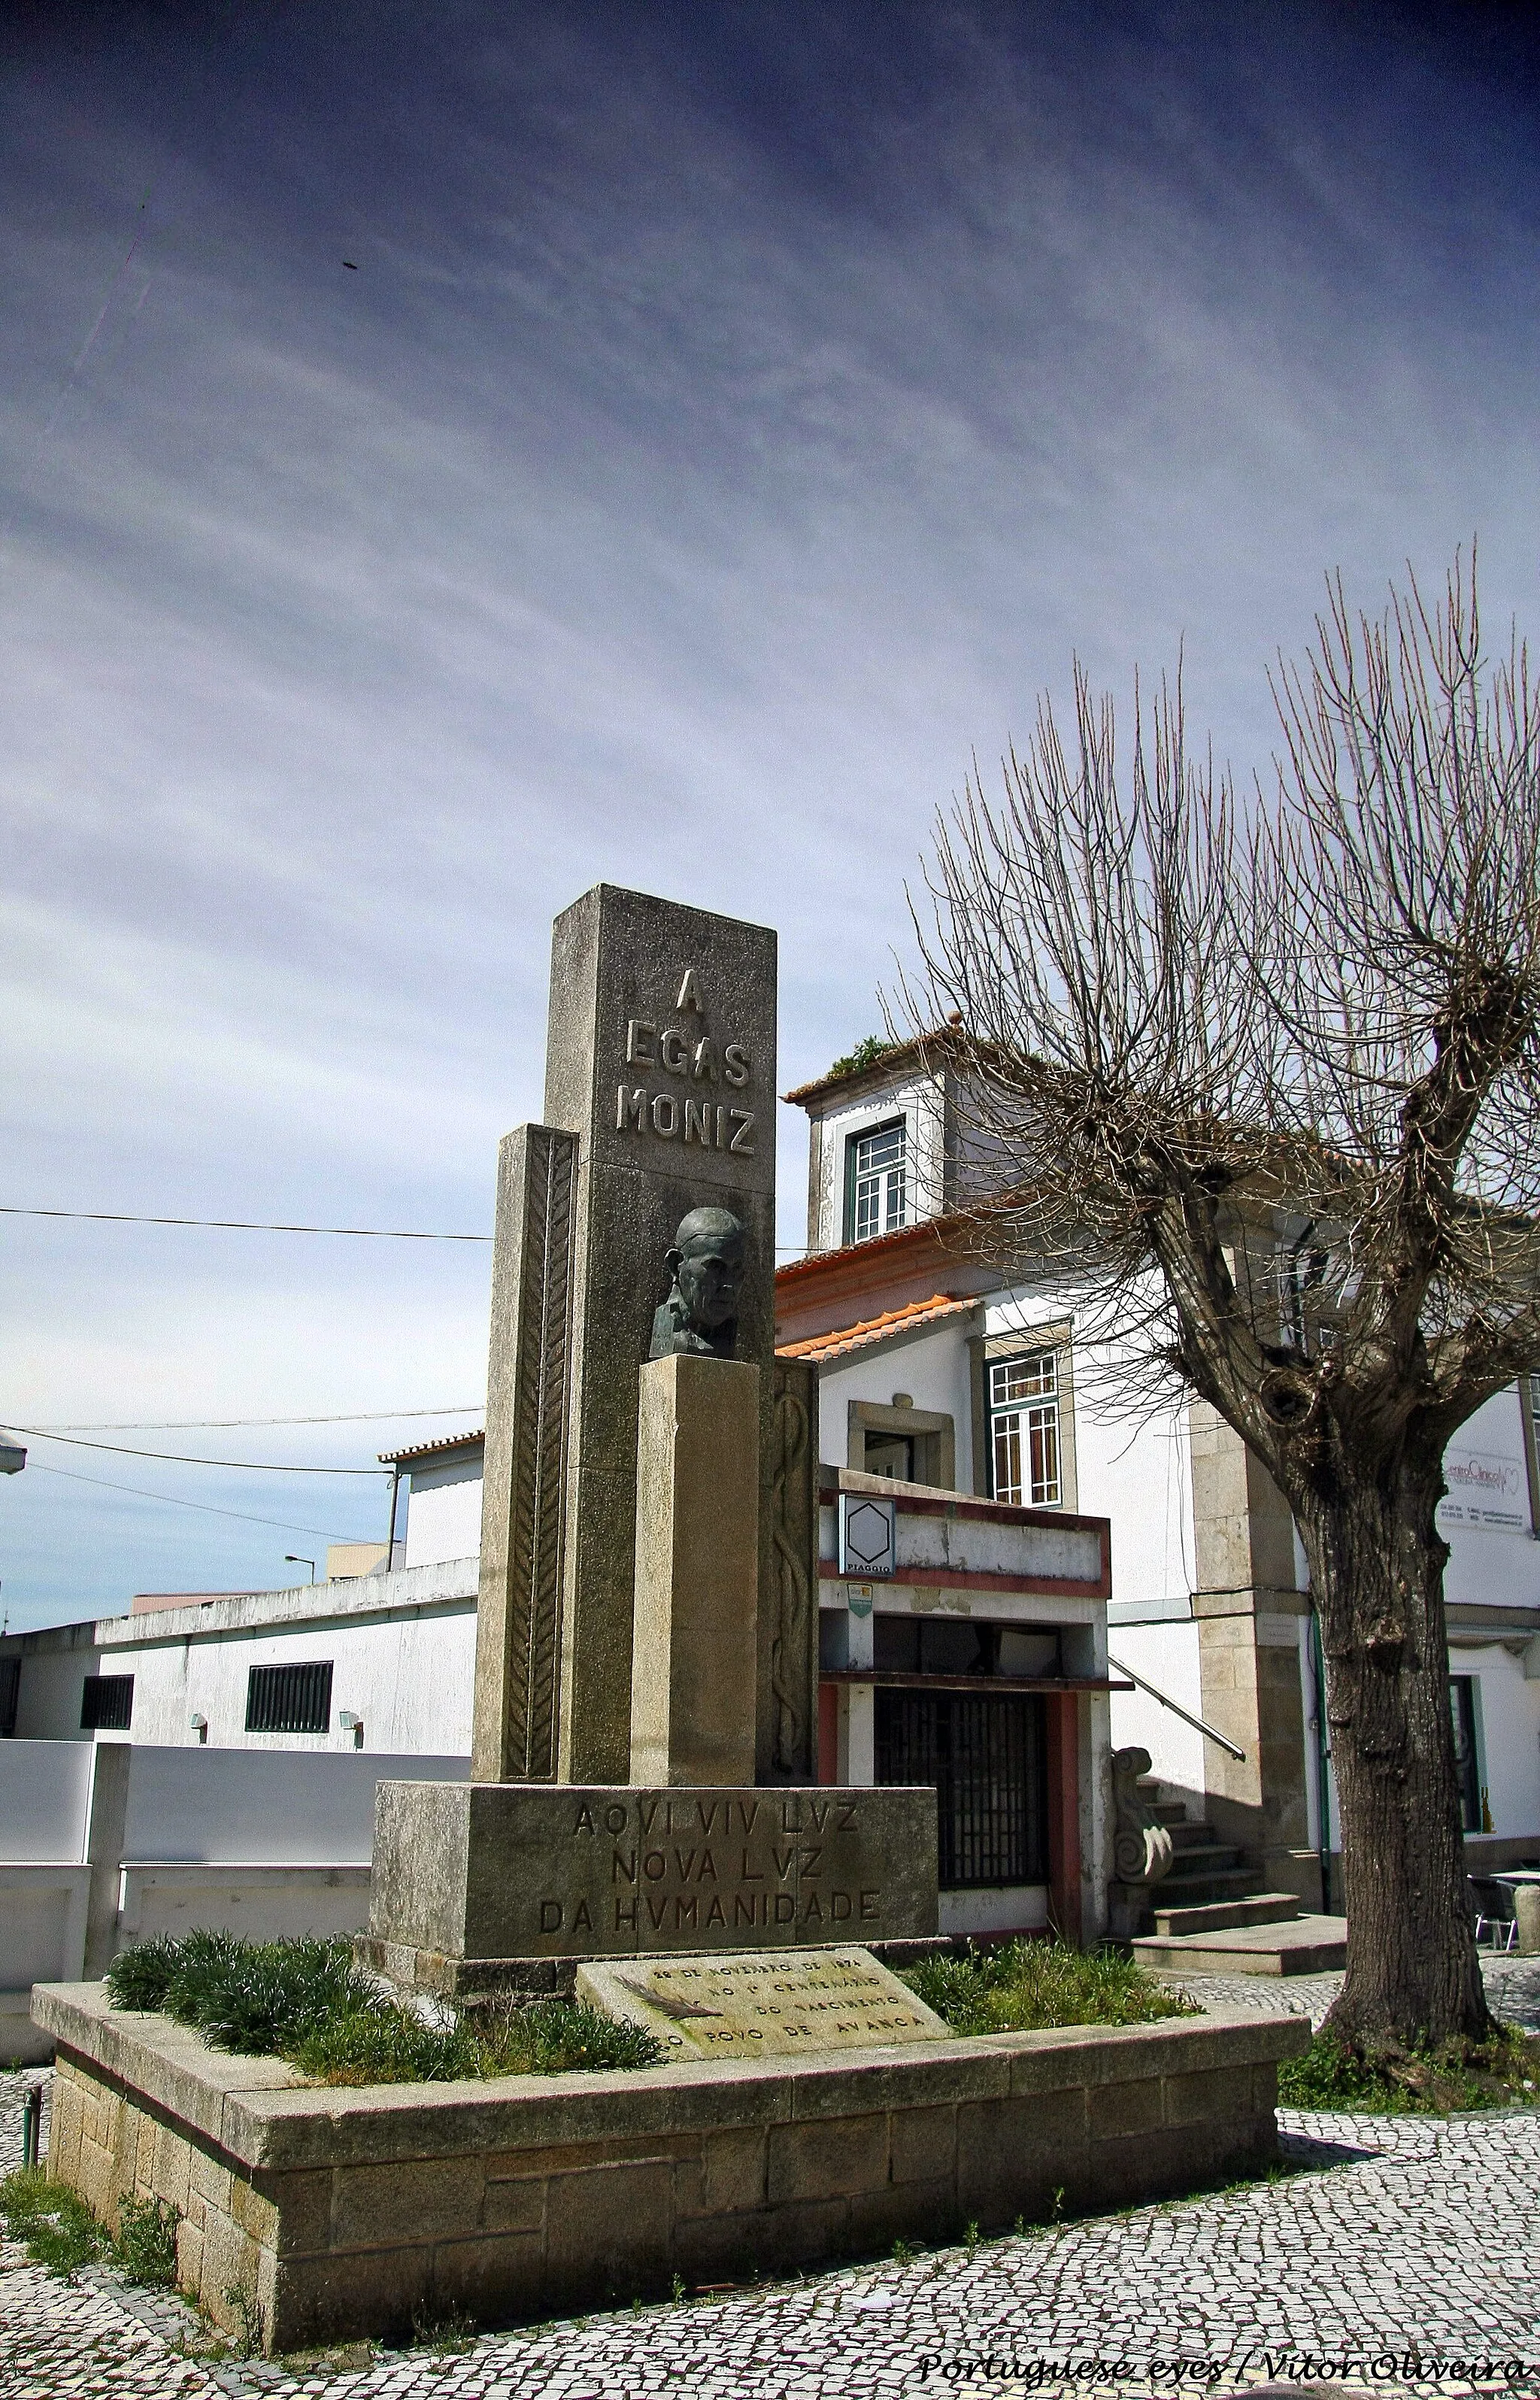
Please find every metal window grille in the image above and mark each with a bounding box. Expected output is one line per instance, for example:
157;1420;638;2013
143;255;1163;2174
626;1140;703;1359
989;1349;1060;1505
852;1121;907;1242
245;1660;333;1734
80;1674;134;1731
0;1656;19;1737
875;1689;1047;1889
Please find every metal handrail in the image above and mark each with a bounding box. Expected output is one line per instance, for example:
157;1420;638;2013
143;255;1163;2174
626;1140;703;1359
1107;1653;1247;1762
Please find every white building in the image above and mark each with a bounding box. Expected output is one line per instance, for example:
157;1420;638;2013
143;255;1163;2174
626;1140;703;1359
778;1036;1540;1901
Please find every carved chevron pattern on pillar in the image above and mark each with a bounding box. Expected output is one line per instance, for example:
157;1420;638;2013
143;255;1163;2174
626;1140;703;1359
505;1127;575;1780
769;1359;817;1778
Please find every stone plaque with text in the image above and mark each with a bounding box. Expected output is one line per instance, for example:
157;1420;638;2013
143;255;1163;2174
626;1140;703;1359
576;1946;949;2060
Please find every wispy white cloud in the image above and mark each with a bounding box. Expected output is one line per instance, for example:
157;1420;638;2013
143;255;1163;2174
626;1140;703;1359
3;0;1539;1619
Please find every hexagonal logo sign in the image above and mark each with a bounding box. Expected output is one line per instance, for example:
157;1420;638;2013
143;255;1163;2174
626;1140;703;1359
838;1493;896;1579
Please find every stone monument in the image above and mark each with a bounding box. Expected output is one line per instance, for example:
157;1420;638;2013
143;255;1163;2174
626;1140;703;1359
362;884;938;1998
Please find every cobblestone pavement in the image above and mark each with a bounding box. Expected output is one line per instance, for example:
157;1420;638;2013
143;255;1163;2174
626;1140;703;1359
5;1964;1540;2400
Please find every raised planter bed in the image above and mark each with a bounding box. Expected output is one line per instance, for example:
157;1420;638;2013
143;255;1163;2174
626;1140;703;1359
32;1980;1308;2356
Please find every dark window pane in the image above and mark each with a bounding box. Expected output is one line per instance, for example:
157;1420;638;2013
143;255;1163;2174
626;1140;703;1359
1449;1676;1481;1833
875;1689;1047;1889
917;1620;998;1676
818;1612;848;1672
245;1661;333;1735
872;1617;920;1673
80;1675;134;1731
0;1655;20;1736
863;1432;914;1481
998;1627;1062;1679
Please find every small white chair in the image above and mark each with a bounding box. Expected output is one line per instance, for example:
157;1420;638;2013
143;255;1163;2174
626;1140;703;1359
1471;1877;1518;1952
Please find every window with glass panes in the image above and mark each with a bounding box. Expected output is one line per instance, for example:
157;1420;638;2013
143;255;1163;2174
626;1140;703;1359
849;1119;907;1243
989;1350;1061;1506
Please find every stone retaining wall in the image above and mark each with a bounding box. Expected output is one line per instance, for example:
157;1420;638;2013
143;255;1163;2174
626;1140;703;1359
34;1982;1308;2356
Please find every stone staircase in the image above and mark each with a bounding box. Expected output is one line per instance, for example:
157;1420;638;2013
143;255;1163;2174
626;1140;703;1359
1125;1789;1347;1977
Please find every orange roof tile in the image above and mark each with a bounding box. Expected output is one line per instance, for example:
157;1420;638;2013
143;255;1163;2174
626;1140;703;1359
775;1292;976;1365
378;1427;485;1465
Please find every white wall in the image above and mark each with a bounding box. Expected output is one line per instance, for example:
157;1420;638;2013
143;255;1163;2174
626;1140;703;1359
117;1864;373;1946
0;1740;473;2059
119;1743;471;1864
1070;1368;1194;1614
12;1628;103;1741
1457;1645;1540;1839
114;1604;478;1755
816;1324;974;1482
1105;1621;1206;1798
11;1561;480;1754
0;1866;91;2056
810;1071;948;1249
405;1453;484;1568
0;1739;94;1860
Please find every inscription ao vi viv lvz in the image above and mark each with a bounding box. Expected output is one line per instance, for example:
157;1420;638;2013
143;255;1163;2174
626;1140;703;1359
534;1792;883;1937
617;966;756;1153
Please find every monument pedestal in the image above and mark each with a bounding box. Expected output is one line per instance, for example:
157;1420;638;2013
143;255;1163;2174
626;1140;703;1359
631;1353;759;1786
361;1777;939;1998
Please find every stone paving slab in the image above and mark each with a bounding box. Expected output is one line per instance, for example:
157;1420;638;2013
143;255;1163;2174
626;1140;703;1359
5;1965;1540;2399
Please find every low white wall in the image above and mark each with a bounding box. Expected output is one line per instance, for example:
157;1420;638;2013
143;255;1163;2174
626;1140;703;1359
1;1864;91;2063
120;1744;471;1865
118;1864;373;1946
938;1884;1049;1936
2;1742;473;2057
0;1866;91;1986
0;1740;95;1859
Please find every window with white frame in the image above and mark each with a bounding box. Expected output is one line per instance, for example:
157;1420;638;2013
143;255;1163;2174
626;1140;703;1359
849;1119;907;1243
988;1350;1061;1506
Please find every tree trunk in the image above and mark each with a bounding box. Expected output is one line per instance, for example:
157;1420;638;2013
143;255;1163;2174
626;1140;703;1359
1297;1457;1492;2052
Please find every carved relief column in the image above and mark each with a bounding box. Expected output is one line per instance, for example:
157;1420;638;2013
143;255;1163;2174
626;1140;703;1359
471;1125;576;1783
759;1358;821;1784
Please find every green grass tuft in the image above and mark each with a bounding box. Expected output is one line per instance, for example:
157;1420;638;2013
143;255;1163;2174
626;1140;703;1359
902;1939;1199;2036
104;1932;665;2086
107;1930;380;2058
1278;2025;1540;2115
288;2007;483;2086
1;2166;104;2274
2;2167;182;2283
103;1933;183;2013
112;2192;181;2286
474;1996;665;2077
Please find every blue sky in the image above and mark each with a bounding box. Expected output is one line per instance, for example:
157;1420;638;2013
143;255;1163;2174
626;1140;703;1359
5;2;1540;1628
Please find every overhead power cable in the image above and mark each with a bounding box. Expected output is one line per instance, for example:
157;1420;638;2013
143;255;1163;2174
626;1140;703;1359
0;1205;491;1241
1;1204;811;1251
26;1460;371;1542
7;1427;387;1476
37;1406;484;1432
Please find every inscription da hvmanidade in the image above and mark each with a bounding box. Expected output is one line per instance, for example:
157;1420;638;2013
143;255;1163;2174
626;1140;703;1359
532;1792;887;1945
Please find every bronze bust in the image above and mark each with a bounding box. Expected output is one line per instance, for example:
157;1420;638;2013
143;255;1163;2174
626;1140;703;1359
649;1207;747;1359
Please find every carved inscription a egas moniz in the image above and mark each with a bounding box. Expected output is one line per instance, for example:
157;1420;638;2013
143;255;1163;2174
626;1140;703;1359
615;967;757;1155
532;1792;884;1946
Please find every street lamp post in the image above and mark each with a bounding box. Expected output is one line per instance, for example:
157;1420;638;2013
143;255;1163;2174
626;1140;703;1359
284;1554;316;1585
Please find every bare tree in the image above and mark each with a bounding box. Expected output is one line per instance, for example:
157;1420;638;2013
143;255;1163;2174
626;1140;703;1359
909;554;1540;2053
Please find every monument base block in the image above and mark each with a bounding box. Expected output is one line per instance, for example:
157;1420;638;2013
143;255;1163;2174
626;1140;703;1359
33;1980;1308;2355
365;1780;938;1998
